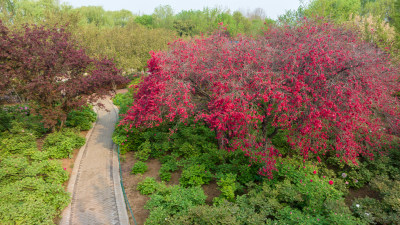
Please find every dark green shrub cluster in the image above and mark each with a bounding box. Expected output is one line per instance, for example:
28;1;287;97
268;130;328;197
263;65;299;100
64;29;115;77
144;185;207;225
0;156;69;224
66;105;96;131
0;177;70;224
1;105;48;136
0;131;37;158
136;177;165;195
131;161;148;175
159;156;178;182
42;128;85;158
180;164;213;187
135;140;151;161
350;175;400;224
215;173;237;203
0;104;73;223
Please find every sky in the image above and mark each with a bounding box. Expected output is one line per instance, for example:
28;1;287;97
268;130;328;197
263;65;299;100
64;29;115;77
60;0;305;20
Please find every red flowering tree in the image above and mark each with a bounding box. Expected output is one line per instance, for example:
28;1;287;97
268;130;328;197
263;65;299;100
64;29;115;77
0;21;129;129
122;19;400;178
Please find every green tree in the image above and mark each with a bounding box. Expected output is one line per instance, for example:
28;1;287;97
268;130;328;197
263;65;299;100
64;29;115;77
153;5;174;29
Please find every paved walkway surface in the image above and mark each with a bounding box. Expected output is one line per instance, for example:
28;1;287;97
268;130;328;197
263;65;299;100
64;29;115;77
60;98;129;225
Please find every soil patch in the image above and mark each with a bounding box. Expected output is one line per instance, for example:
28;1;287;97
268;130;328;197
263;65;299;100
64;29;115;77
202;180;221;205
121;151;162;225
345;185;381;207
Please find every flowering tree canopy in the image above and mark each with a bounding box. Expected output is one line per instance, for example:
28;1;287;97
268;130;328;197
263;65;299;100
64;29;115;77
0;21;129;128
122;19;400;177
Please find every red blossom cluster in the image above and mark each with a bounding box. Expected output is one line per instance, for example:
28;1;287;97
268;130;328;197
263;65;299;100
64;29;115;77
122;19;400;178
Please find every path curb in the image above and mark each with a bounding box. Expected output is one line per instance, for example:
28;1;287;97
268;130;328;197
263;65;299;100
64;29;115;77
110;99;130;225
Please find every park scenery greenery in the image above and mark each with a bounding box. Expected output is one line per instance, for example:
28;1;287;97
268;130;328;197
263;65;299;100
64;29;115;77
1;0;400;224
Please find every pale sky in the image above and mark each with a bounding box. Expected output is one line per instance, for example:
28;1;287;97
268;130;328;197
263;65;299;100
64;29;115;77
60;0;306;19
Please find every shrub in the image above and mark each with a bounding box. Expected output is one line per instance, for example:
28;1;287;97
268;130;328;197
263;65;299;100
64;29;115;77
0;156;69;186
112;125;142;154
0;108;12;132
42;129;85;158
0;177;70;224
121;18;400;178
66;105;97;131
136;177;163;195
169;204;240;225
144;185;207;224
135;140;151;161
0;132;37;158
131;161;148;175
216;173;237;202
180;164;213;187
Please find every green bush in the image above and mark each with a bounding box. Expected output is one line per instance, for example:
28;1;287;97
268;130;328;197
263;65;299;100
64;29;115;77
3;105;48;136
349;175;400;224
135;140;151;161
112;125;142;154
66;105;97;131
159;169;172;182
0;156;69;186
136;177;164;195
216;173;237;202
169;204;240;225
180;164;213;187
0;131;37;158
0;177;70;224
131;161;148;174
159;157;178;182
145;185;207;225
42;129;85;158
0;108;12;132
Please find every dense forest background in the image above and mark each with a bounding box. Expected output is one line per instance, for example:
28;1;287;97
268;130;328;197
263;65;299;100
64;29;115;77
1;0;399;72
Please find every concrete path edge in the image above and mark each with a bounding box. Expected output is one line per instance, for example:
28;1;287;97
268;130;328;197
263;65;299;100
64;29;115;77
110;100;130;225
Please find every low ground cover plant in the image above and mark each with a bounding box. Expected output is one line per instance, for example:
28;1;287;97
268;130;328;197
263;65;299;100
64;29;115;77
131;161;148;174
42;128;85;159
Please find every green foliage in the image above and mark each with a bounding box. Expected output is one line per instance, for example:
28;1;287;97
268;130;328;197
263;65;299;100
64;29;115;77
145;185;207;225
0;131;37;158
216;173;237;202
304;0;361;23
159;157;178;182
0;156;68;186
112;124;141;154
42;128;85;159
170;122;217;154
135;140;151;161
75;21;175;71
134;15;154;28
0;108;12;132
351;176;400;225
0;177;70;224
1;105;49;136
131;161;148;175
180;164;212;187
175;142;199;158
169;204;240;225
136;177;164;195
66;105;96;131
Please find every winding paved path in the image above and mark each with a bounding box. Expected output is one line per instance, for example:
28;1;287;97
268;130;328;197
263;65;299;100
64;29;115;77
60;98;129;225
